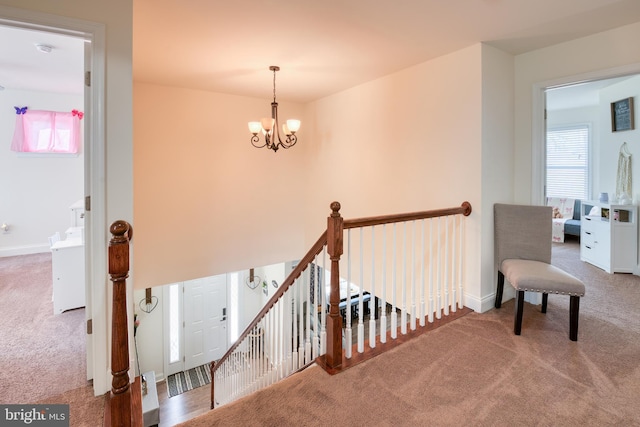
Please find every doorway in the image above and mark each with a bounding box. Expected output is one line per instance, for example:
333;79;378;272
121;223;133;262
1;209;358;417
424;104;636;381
0;8;107;393
532;65;640;206
164;275;229;377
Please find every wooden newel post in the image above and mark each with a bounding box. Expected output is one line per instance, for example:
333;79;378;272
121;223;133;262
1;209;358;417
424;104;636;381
326;201;344;369
109;220;133;426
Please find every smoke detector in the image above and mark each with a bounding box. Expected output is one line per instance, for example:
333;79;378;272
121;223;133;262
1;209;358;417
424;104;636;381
35;43;53;53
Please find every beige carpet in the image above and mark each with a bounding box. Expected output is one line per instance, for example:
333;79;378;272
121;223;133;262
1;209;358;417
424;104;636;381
3;241;640;426
180;239;640;426
0;253;104;426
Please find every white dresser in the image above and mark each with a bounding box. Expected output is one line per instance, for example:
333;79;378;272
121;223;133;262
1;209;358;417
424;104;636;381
580;200;638;273
51;238;85;314
51;200;86;314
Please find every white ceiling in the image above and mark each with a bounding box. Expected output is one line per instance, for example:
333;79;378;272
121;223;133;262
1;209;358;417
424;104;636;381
546;77;633;111
0;25;84;94
2;0;640;103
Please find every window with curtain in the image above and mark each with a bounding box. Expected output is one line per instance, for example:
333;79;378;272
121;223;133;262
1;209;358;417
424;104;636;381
546;124;590;200
11;107;83;154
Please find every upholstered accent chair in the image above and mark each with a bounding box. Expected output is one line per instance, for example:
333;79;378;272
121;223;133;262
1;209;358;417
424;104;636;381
494;203;586;341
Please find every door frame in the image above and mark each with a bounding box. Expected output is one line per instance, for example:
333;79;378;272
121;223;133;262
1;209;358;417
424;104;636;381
163;275;230;377
531;63;640;205
0;6;107;394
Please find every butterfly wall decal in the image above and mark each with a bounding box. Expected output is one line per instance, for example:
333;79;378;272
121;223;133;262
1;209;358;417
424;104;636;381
71;109;84;119
14;106;28;115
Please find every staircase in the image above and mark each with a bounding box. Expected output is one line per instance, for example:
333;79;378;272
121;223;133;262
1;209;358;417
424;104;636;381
102;200;473;424
211;200;472;408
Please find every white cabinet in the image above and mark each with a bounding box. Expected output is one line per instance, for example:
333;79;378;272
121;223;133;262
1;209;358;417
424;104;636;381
580;201;637;273
51;239;86;314
69;199;85;227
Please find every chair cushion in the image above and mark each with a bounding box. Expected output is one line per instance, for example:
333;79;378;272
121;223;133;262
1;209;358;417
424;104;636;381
501;259;585;296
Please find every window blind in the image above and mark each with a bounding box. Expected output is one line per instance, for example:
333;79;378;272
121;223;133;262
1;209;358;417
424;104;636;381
546;125;589;200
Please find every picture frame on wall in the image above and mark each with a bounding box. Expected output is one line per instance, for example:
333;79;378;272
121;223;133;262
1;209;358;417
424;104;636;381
611;97;635;132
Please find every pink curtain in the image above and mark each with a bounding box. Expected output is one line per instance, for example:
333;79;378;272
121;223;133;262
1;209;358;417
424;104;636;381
11;109;82;153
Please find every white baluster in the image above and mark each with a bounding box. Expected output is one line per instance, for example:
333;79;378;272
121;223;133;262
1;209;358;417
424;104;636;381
261;318;267;387
292;280;298;372
312;257;319;360
444;216;450;316
420;219;426;327
305;266;312;365
458;214;465;309
391;223;398;339
451;215;457;313
345;229;353;358
278;296;284;379
401;222;407;335
369;225;376;348
320;247;327;356
436;217;442;320
267;310;273;385
410;220;416;331
428;218;434;323
380;224;387;344
249;327;255;391
283;291;290;377
357;228;365;353
298;276;305;368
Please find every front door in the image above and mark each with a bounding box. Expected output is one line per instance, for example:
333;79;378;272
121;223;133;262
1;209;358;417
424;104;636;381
184;275;228;370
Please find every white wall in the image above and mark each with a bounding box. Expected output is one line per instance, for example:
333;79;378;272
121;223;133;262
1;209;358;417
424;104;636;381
0;89;84;256
480;45;515;311
597;76;640;202
307;45;489;311
515;21;640;206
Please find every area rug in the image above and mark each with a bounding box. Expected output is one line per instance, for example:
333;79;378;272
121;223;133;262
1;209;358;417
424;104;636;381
167;363;212;398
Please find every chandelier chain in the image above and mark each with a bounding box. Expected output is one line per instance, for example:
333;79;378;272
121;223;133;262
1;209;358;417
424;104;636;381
273;68;277;103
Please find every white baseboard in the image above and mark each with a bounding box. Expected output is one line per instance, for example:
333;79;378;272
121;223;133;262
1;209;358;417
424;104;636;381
464;292;499;313
464;284;540;313
0;244;49;258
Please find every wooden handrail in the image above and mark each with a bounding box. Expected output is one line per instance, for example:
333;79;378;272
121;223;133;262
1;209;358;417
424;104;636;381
343;201;472;229
105;220;142;427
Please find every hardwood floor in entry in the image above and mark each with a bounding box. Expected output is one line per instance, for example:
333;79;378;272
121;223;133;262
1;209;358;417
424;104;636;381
157;380;210;426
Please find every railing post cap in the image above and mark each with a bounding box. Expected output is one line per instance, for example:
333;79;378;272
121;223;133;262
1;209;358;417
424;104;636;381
110;220;133;242
330;201;341;217
462;201;472;216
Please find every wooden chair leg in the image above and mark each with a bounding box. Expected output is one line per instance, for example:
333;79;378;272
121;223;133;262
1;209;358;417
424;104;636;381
514;290;525;335
569;295;580;341
495;271;505;309
541;293;548;313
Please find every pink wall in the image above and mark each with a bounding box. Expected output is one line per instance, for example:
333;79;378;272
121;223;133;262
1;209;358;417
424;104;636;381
133;84;307;287
134;45;490;310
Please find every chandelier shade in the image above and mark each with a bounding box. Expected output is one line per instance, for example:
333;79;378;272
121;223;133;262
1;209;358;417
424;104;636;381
248;66;300;152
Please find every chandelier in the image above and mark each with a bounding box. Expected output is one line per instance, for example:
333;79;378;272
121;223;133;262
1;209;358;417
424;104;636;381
248;66;300;152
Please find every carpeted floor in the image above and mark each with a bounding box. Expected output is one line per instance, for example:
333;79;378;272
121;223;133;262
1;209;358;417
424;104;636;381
180;239;640;426
0;253;104;426
4;240;640;426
